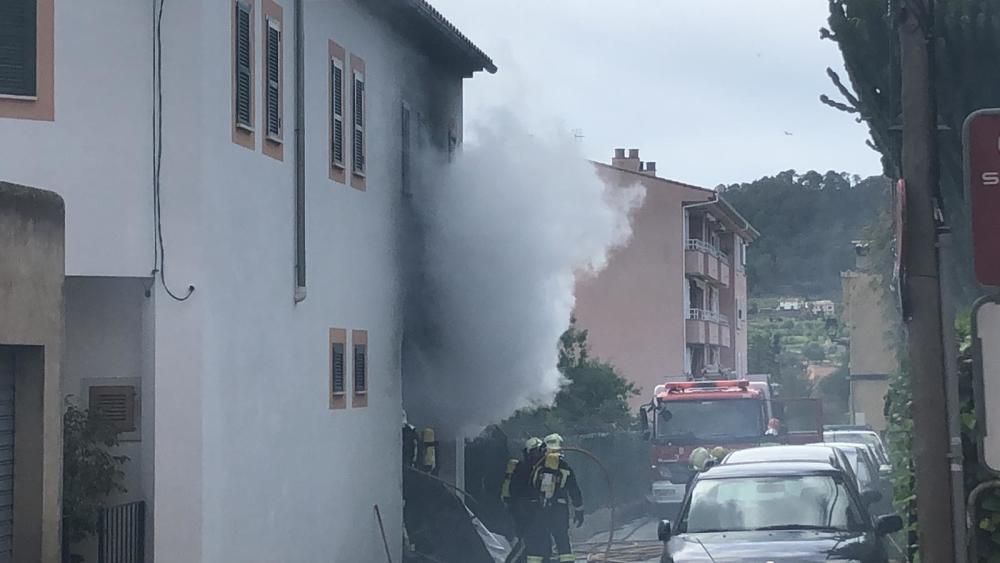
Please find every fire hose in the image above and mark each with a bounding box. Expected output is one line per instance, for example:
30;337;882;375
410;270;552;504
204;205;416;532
560;446;616;561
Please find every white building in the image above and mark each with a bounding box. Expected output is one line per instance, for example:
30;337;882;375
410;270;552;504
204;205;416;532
0;0;493;561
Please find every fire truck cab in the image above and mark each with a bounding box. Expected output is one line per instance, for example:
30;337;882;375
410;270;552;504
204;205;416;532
640;379;770;509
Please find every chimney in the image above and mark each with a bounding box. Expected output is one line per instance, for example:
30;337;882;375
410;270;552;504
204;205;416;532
644;161;657;176
612;147;642;172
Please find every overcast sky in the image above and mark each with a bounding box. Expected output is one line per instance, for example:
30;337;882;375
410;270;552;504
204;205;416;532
432;0;884;187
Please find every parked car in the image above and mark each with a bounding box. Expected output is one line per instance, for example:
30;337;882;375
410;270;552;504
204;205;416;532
722;444;857;486
810;441;891;515
824;429;892;476
658;461;903;562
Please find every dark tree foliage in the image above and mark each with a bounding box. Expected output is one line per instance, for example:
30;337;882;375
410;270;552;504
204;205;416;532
821;0;999;305
720;171;889;297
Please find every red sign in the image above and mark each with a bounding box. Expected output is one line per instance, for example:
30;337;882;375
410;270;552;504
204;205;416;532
965;110;1000;287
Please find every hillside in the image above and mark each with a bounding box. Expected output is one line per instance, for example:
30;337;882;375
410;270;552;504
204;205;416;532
719;170;890;298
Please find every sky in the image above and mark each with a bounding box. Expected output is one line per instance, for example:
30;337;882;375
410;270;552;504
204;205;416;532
431;0;885;188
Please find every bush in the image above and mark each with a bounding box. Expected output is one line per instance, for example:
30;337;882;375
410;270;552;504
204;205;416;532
62;400;128;546
802;342;827;362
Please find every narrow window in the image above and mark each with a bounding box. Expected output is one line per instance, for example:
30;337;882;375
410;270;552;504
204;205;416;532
401;102;411;196
329;328;347;409
234;0;253;129
0;0;37;97
264;18;281;140
352;70;366;175
331;58;345;168
351;329;368;407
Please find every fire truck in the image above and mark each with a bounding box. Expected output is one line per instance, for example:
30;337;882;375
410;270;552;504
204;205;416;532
639;377;821;512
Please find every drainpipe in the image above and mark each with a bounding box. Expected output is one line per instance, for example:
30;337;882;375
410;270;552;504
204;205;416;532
293;0;306;303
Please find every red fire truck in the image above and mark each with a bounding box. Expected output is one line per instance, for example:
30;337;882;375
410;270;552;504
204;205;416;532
639;378;821;512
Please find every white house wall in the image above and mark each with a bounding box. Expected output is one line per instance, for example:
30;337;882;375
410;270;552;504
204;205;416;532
0;0;469;561
155;0;464;562
0;1;153;277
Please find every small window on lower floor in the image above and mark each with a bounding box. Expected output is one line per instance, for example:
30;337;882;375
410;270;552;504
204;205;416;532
329;328;347;409
352;329;368;407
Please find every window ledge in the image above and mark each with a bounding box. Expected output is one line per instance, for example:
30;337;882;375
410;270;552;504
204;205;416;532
0;94;38;101
332;391;346;397
354;390;368;396
332;162;345;170
266;133;283;144
352;170;366;178
236;122;255;133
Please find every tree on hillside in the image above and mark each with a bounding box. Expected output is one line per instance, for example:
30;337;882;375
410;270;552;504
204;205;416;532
820;0;993;305
720;171;889;297
502;319;639;437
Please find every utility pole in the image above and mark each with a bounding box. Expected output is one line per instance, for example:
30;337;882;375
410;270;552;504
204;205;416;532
898;0;956;561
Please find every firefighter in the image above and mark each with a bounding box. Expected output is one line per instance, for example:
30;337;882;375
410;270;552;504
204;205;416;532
502;437;545;563
402;410;419;468
525;433;583;563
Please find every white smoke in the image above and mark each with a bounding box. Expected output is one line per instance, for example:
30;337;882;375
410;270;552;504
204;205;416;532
402;110;644;434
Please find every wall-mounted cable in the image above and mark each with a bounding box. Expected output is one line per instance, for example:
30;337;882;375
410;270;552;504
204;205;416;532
152;0;194;301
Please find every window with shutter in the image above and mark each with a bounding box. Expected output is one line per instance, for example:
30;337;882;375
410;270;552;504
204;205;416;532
329;328;347;409
0;0;38;97
265;18;281;139
0;0;37;97
89;385;137;434
234;1;253;129
331;343;345;395
353;344;367;393
331;59;345;168
352;71;365;175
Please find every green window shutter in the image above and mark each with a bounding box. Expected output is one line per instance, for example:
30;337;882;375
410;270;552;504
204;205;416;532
0;0;37;97
234;1;252;127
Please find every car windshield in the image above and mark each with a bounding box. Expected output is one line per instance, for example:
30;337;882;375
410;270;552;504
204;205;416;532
681;474;864;533
656;399;763;442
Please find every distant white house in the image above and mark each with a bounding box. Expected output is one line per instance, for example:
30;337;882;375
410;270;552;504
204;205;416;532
778;297;805;311
807;300;837;316
0;1;494;561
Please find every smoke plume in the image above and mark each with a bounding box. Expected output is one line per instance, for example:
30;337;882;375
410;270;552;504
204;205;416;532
402;110;644;434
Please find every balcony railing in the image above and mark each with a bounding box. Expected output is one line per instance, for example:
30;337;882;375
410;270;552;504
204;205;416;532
688;308;722;322
686;239;729;265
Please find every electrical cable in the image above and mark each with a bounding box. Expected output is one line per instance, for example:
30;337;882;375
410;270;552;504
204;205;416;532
152;0;194;302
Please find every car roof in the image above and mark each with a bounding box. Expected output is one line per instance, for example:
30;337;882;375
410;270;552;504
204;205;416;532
723;445;841;465
699;460;842;479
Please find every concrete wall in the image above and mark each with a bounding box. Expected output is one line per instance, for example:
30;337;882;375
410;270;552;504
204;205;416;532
0;182;65;563
842;270;895;432
0;2;152;277
574;167;712;405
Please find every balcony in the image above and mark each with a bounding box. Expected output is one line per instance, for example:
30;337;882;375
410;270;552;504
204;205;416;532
685;239;730;287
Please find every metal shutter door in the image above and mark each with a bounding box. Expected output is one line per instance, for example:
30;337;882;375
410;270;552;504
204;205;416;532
0;351;13;563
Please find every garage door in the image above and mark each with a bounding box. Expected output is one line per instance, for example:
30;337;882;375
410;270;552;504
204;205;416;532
0;351;14;563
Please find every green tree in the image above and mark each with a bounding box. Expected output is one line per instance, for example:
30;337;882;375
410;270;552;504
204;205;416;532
62;400;128;547
802;342;828;362
503;319;639;436
720;171;888;297
820;0;996;305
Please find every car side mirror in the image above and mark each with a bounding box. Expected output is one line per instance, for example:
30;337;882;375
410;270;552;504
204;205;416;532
875;514;903;535
657;519;672;542
861;489;883;505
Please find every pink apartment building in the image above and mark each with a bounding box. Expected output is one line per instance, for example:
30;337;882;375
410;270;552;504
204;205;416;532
574;149;759;407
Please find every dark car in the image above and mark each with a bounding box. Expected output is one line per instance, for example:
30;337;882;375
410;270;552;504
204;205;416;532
658;461;903;562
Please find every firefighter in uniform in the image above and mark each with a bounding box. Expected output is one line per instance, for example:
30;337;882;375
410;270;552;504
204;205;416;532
525;434;583;563
501;437;545;563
